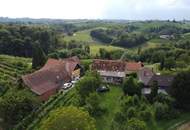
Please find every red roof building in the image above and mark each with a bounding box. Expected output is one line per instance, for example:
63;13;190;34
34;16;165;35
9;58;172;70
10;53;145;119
22;56;80;101
126;62;144;74
92;59;143;84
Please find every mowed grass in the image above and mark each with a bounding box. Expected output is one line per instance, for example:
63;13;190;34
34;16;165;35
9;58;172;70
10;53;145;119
60;28;126;56
90;44;125;56
63;28;105;44
63;29;95;42
96;85;123;130
131;38;171;52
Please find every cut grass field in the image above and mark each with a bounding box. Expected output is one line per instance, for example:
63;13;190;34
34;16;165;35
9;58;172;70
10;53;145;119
63;27;106;44
90;44;125;56
63;29;96;43
60;28;125;56
61;28;173;57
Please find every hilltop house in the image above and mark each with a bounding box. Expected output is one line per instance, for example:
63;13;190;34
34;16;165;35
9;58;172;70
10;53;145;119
138;68;174;95
92;59;143;84
22;56;81;101
160;35;175;39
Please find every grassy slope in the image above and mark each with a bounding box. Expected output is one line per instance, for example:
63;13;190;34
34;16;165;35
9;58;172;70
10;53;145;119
60;28;125;56
61;28;173;56
90;44;124;56
63;29;96;43
96;85;122;130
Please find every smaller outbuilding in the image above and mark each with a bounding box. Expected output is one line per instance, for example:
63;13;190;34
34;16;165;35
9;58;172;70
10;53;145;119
92;59;143;84
138;68;174;95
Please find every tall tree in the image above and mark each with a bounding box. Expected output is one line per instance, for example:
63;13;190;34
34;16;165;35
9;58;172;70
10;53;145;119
150;81;159;100
169;70;190;110
32;41;47;69
0;90;39;129
85;92;103;116
122;76;141;96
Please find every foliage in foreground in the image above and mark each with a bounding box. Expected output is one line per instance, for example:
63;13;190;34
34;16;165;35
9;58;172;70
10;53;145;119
0;89;39;129
39;106;96;130
169;70;190;110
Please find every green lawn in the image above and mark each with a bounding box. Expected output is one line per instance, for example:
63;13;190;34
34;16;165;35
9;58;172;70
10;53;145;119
63;28;106;44
63;29;96;43
90;44;125;56
96;85;123;130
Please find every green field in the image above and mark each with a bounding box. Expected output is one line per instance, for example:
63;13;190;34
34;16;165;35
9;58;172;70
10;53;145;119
63;29;97;43
61;28;174;57
90;44;125;56
60;29;125;56
63;27;106;44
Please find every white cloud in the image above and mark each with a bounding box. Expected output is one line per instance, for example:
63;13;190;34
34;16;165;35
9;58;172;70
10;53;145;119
0;0;108;19
0;0;189;19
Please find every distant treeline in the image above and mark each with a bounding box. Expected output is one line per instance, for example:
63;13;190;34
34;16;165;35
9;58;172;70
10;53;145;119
145;25;190;35
90;29;114;43
112;33;148;48
90;28;148;48
0;24;58;57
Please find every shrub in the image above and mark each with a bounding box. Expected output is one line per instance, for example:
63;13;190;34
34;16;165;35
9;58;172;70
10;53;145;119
133;95;140;106
127;107;137;119
122;76;141;96
154;102;169;120
139;109;153;121
125;118;147;130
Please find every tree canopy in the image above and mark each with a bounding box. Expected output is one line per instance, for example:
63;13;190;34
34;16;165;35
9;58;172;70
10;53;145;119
169;70;190;110
0;90;39;129
39;106;96;130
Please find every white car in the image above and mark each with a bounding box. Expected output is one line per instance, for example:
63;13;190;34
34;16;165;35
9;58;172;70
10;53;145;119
71;77;80;84
75;77;80;81
62;83;72;90
71;80;77;84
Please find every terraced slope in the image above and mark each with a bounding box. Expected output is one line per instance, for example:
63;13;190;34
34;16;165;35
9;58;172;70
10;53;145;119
0;55;31;96
14;87;79;130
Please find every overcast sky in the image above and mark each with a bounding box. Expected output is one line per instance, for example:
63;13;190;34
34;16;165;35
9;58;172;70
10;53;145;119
0;0;190;20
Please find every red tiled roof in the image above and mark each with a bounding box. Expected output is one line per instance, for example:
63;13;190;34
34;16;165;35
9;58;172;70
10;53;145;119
64;56;80;64
92;59;126;72
126;62;143;71
92;59;143;72
22;56;80;96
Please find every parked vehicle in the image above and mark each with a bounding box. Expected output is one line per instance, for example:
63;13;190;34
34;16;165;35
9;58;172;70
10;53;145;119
96;85;110;93
75;77;80;81
71;80;77;84
62;83;72;90
71;77;80;84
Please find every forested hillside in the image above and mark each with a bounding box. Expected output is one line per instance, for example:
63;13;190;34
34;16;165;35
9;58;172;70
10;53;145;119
0;24;58;57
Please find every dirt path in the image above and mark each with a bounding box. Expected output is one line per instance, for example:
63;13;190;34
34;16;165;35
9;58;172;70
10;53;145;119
177;122;190;130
